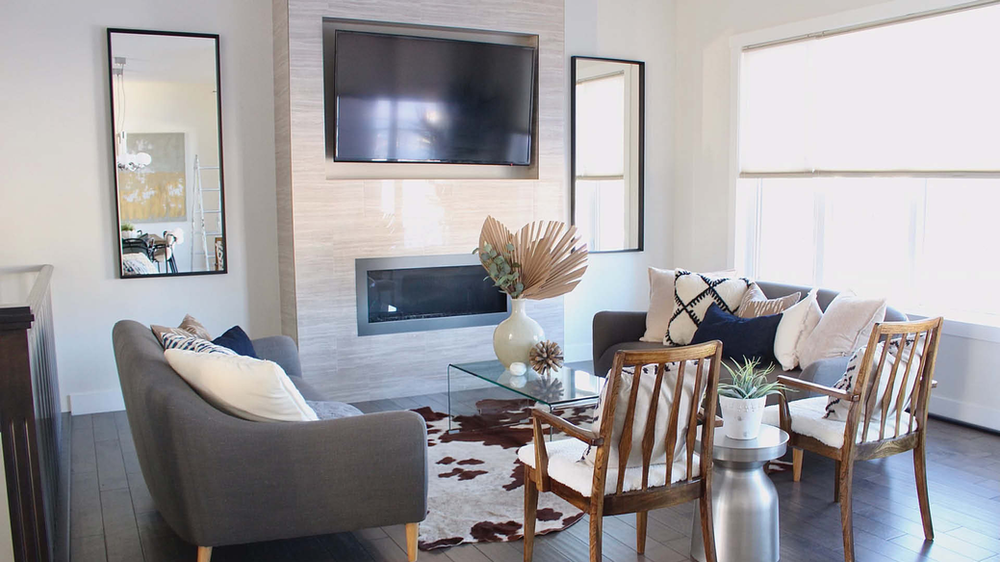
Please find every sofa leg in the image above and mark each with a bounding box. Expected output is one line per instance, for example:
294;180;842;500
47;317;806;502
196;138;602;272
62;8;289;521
406;522;419;561
197;546;212;562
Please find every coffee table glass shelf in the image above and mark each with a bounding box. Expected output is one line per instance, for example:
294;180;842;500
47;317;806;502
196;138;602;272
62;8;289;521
446;360;603;432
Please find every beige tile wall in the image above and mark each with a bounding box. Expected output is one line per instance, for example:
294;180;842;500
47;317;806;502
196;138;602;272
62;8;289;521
274;0;566;402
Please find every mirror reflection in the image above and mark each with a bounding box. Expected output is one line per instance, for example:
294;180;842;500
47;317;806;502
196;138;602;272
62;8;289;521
572;56;644;253
109;29;226;277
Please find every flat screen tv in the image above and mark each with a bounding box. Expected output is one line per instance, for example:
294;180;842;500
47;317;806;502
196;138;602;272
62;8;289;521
328;30;536;166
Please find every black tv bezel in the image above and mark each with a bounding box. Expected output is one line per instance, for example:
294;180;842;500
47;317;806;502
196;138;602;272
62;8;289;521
330;29;537;167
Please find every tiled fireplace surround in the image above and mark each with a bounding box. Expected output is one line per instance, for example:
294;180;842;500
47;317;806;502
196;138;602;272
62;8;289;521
273;0;566;402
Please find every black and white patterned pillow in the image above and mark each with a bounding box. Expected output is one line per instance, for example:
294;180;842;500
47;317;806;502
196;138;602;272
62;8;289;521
825;337;922;421
160;332;236;355
664;270;751;346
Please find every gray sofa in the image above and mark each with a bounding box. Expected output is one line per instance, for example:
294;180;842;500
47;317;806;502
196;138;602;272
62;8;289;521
593;280;908;397
111;320;428;553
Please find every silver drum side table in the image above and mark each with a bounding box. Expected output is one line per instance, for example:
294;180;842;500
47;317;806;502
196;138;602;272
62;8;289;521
691;424;789;562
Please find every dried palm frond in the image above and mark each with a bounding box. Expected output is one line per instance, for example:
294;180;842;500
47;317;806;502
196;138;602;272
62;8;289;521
476;216;588;300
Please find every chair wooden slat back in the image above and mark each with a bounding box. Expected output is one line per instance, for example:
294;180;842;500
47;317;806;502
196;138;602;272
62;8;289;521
594;342;723;499
852;318;943;444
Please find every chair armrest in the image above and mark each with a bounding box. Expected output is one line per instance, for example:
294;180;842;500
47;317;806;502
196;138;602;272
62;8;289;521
777;375;857;402
593;311;648;375
697;410;724;428
531;408;603;446
253;335;302;378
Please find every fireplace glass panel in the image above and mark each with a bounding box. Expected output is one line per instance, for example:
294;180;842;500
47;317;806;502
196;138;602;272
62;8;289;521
367;265;507;324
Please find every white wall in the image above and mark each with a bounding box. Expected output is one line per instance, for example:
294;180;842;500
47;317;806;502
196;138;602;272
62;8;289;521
0;0;280;413
563;0;676;365
673;0;1000;431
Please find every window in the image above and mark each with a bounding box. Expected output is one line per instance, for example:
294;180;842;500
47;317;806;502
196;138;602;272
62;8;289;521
736;3;1000;325
575;71;629;250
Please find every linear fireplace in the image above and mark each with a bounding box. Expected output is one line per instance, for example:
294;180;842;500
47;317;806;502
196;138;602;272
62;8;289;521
355;254;510;336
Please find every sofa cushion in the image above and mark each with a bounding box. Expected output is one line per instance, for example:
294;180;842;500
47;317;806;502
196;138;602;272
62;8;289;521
690;303;782;365
773;289;821;371
212;326;258;358
160;332;236;355
737;283;800;318
151;314;213;342
641;267;735;343
797;292;887;369
164;349;318;422
665;270;751;346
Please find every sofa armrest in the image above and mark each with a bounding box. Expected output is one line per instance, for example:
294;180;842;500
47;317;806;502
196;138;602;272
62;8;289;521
253;335;302;378
159;407;427;547
592;311;648;375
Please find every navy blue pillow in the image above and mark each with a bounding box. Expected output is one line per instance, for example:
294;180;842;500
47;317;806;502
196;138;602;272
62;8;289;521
690;303;781;365
212;326;258;358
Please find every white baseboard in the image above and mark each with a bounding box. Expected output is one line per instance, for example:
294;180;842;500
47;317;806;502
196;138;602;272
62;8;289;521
70;390;125;415
929;395;1000;432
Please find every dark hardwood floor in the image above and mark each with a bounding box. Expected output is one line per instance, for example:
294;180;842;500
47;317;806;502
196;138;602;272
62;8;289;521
69;393;1000;562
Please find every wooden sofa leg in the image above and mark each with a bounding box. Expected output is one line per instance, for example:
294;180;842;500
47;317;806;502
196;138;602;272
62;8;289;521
197;546;212;562
406;522;419;562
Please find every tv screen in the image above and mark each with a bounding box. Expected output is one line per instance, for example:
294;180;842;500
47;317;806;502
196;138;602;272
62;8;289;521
329;30;536;166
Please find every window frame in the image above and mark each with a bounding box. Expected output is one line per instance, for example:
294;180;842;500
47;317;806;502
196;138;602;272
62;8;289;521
728;0;1000;340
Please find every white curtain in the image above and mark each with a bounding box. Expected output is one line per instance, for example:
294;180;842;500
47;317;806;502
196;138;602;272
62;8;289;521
740;3;1000;174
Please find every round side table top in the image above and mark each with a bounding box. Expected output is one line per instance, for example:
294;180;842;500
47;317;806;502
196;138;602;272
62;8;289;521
698;424;789;464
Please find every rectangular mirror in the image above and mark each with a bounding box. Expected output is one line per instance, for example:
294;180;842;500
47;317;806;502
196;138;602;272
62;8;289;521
108;29;227;278
571;56;644;253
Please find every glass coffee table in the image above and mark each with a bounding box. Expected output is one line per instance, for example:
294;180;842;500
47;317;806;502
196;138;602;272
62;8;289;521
446;360;604;433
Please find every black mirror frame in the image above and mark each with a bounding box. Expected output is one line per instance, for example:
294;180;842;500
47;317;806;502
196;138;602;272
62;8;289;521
570;55;645;254
107;28;228;279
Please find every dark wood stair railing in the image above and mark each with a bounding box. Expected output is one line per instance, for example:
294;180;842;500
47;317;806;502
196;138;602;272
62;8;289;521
0;265;67;562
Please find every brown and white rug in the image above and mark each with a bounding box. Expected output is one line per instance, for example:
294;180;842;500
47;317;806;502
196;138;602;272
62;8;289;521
413;401;595;550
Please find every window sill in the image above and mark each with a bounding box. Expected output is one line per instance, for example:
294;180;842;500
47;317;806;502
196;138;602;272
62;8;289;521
906;312;1000;344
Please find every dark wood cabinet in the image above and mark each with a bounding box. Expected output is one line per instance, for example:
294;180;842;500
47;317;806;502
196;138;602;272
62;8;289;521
0;265;67;562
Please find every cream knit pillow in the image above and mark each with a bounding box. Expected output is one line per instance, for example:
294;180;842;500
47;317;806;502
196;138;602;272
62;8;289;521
797;292;887;369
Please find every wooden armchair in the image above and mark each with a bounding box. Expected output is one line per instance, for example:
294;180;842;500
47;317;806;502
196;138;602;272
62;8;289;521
519;342;723;562
772;318;943;562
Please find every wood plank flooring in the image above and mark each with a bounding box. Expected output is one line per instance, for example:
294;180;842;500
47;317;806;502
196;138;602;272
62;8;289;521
70;394;1000;562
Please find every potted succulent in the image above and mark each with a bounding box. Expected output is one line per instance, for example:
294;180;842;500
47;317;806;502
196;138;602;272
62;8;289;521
718;358;789;440
120;223;138;239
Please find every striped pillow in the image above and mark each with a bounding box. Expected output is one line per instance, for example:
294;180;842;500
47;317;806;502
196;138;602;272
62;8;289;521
737;283;801;319
160;332;236;355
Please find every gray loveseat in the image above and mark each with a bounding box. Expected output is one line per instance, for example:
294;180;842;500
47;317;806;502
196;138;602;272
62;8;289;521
593;280;908;396
111;320;428;556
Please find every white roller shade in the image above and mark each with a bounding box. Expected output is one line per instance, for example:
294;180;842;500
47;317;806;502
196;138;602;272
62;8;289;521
740;3;1000;175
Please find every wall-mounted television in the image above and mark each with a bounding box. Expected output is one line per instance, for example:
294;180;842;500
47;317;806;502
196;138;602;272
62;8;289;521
325;30;536;166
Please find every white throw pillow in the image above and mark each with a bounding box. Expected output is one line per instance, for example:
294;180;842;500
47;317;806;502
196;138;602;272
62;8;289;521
825;337;924;421
664;270;750;346
585;363;705;469
164;349;318;422
773;289;821;371
797;292;887;369
641;268;736;343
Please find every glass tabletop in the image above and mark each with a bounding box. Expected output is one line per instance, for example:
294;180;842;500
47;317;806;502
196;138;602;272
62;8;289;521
448;360;604;406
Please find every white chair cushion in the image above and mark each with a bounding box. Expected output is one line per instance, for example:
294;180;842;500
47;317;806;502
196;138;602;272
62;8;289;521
762;397;911;449
517;438;699;497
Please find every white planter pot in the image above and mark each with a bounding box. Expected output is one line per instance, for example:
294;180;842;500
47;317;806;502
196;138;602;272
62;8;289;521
719;396;768;440
121;230;137;239
493;298;545;369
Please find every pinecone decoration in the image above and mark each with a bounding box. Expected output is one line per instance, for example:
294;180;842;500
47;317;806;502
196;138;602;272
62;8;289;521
529;340;564;376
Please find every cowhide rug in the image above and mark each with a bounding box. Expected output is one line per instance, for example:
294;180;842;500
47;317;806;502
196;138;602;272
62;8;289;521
413;401;596;550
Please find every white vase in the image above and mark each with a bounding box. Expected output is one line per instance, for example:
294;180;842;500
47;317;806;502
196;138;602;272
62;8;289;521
719;396;768;440
493;298;545;369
